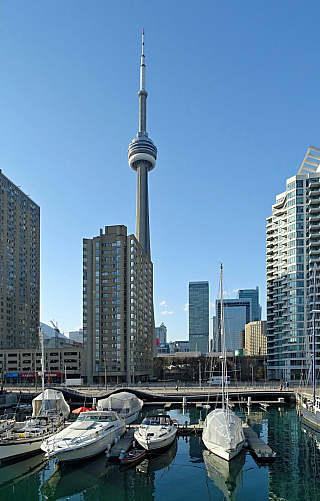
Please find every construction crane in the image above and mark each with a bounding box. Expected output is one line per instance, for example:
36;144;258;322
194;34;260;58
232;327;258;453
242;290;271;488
50;320;60;349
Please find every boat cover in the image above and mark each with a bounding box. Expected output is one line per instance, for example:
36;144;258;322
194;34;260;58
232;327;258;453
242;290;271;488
202;408;244;450
32;389;70;418
97;392;143;417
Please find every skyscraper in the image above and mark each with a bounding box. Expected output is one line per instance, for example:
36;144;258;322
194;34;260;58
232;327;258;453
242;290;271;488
266;146;320;381
238;287;261;321
0;170;40;349
128;29;157;258
189;281;209;354
214;299;251;353
83;225;154;385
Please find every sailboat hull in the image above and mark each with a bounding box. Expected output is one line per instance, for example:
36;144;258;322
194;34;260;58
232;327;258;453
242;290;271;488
202;408;245;462
301;406;320;428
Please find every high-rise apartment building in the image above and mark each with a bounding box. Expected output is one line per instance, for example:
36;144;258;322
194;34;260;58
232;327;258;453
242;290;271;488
238;287;261;321
83;225;154;384
267;146;320;381
189;281;209;354
244;321;267;356
0;170;40;349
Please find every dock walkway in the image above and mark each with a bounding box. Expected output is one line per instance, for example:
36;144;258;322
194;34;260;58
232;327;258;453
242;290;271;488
243;423;276;460
108;422;276;461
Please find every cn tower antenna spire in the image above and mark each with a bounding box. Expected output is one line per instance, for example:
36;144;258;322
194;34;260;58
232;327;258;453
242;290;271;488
128;30;157;258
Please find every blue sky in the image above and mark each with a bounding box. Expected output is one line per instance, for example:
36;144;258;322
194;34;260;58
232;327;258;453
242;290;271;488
0;1;319;341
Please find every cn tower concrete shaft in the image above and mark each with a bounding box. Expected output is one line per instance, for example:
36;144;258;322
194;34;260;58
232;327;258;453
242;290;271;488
128;30;157;259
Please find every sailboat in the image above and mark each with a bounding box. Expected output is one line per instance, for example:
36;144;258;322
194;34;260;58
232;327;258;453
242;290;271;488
202;264;245;461
0;328;69;462
301;263;320;427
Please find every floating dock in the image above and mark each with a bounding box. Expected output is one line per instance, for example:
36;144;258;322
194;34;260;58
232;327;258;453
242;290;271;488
108;422;276;462
107;429;135;459
242;423;276;460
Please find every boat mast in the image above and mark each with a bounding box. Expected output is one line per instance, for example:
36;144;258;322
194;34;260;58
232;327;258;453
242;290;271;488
220;263;225;410
39;326;45;414
313;263;316;407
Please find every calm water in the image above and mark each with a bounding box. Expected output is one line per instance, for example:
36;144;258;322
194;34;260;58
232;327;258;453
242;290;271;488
1;405;320;501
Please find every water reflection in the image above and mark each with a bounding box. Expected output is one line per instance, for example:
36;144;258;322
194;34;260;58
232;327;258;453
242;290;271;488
0;453;46;492
203;449;246;501
137;440;177;473
40;441;178;501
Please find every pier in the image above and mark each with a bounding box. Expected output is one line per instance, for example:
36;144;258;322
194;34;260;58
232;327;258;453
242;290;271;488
108;421;275;462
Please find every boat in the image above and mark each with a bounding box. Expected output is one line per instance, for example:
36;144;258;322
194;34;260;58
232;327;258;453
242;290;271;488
119;448;146;469
0;332;69;462
300;263;320;428
203;448;246;501
202;264;245;461
133;414;177;451
97;391;143;424
0;415;15;434
42;409;126;462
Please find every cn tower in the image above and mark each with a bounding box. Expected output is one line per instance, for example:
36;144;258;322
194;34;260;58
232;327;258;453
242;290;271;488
128;30;157;258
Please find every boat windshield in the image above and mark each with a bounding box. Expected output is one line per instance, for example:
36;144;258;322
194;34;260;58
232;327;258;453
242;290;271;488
77;414;117;422
142;416;169;426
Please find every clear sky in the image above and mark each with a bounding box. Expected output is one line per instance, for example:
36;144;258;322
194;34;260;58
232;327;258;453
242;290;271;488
0;1;319;341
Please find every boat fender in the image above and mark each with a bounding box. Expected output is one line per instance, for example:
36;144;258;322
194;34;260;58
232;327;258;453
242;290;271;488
244;441;248;448
119;449;125;460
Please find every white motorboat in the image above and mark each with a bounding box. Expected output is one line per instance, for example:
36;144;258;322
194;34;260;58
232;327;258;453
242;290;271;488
202;264;245;461
42;410;126;462
97;391;143;424
134;414;177;451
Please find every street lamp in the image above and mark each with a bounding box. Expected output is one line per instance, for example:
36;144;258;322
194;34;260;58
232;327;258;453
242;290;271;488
104;358;107;391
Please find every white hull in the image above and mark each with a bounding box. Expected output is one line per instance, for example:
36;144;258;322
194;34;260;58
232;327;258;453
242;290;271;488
43;410;126;463
125;410;140;425
202;408;245;462
202;436;244;461
0;436;44;462
52;427;125;462
134;426;177;451
301;406;320;428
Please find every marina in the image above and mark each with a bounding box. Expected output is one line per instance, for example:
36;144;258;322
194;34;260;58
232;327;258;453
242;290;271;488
0;400;318;500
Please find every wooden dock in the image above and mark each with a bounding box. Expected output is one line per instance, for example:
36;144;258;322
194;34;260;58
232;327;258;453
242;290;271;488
242;423;276;460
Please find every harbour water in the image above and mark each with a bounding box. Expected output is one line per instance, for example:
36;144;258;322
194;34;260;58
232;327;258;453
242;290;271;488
1;404;320;501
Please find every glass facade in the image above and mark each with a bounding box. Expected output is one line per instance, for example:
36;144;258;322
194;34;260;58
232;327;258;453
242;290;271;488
189;281;209;354
267;149;320;381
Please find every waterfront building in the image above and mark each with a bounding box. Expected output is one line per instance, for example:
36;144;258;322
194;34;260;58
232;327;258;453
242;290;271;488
244;321;267;356
267;146;320;381
238;287;261;321
83;225;154;384
189;281;209;355
0;170;40;350
155;322;167;345
0;346;81;384
215;299;251;353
